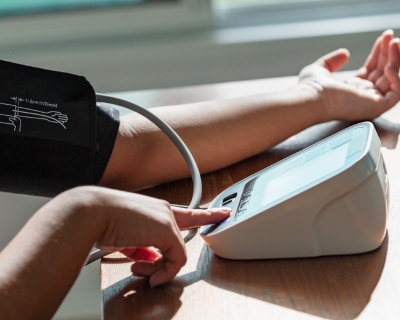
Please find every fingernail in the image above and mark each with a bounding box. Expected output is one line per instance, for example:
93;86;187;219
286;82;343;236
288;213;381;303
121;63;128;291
209;207;231;214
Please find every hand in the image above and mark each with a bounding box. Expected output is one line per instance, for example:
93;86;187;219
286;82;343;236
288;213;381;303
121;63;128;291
49;111;68;124
298;30;400;122
86;188;230;287
120;205;231;284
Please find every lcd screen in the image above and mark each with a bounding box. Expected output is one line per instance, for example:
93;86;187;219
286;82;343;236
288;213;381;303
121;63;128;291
246;142;350;215
262;142;349;206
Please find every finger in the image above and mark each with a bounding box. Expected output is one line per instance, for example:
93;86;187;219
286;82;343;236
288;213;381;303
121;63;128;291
131;258;165;277
315;48;350;72
356;66;368;79
368;30;394;83
120;247;161;262
367;69;384;84
149;242;187;287
171;206;231;230
147;225;187;287
388;38;400;70
361;35;383;77
385;38;400;93
375;75;391;94
384;91;400;111
386;66;400;93
377;30;394;70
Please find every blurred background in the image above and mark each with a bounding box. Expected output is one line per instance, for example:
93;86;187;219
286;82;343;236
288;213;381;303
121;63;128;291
0;1;400;320
1;0;400;93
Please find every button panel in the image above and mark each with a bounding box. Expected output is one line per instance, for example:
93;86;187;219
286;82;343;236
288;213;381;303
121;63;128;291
243;189;252;197
240;197;250;210
234;177;258;220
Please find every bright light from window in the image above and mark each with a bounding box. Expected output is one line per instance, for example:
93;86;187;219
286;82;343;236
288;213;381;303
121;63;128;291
215;0;328;7
0;0;146;15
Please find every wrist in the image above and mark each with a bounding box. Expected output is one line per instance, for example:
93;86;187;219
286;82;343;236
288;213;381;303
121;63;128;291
53;186;110;245
293;81;331;124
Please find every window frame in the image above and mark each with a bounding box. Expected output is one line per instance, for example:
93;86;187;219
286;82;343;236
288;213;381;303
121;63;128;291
214;0;400;28
0;0;400;50
0;0;212;49
1;0;399;54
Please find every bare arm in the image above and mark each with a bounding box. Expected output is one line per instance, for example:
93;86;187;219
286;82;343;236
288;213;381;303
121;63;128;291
100;31;400;192
0;30;398;320
0;186;229;319
101;85;323;191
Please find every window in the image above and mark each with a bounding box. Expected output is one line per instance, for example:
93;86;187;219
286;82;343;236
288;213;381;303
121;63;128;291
0;0;211;49
1;0;399;49
0;0;164;16
213;0;400;28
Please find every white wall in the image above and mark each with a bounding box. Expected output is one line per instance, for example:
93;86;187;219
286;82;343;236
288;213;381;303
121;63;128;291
1;12;399;93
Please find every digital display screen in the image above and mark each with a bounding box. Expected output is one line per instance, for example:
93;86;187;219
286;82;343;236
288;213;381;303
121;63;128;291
200;126;368;235
261;142;349;206
245;139;354;217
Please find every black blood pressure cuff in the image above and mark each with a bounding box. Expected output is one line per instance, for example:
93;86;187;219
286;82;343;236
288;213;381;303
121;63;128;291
0;60;120;197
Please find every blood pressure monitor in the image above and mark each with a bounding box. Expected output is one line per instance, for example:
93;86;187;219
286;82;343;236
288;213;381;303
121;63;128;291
201;122;389;259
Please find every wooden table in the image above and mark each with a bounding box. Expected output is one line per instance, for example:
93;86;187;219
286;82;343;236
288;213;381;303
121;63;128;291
101;73;400;320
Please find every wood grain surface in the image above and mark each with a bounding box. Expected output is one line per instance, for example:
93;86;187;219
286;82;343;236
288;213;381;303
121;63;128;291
101;73;400;320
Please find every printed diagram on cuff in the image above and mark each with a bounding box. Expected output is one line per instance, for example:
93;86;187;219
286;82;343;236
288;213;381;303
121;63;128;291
0;97;68;132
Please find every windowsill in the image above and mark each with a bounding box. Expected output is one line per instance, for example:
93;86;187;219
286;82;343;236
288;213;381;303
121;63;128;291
212;12;400;44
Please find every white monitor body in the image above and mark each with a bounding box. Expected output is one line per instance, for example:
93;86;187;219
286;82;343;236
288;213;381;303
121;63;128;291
201;122;389;260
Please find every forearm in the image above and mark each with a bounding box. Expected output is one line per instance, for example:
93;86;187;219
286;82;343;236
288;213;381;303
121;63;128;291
101;84;325;191
0;188;105;320
0;186;229;318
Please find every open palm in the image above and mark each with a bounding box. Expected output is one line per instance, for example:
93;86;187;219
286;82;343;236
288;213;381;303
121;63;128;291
299;30;400;122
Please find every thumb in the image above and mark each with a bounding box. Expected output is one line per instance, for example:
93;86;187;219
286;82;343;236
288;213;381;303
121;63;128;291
171;206;231;230
315;48;350;72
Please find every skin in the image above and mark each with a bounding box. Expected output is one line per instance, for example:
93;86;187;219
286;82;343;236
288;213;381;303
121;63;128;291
0;30;399;319
100;31;400;192
0;187;231;319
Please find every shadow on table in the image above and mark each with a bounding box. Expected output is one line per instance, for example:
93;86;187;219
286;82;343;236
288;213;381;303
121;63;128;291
102;276;184;320
102;118;395;319
102;233;388;320
193;118;395;320
372;117;400;149
194;234;388;320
